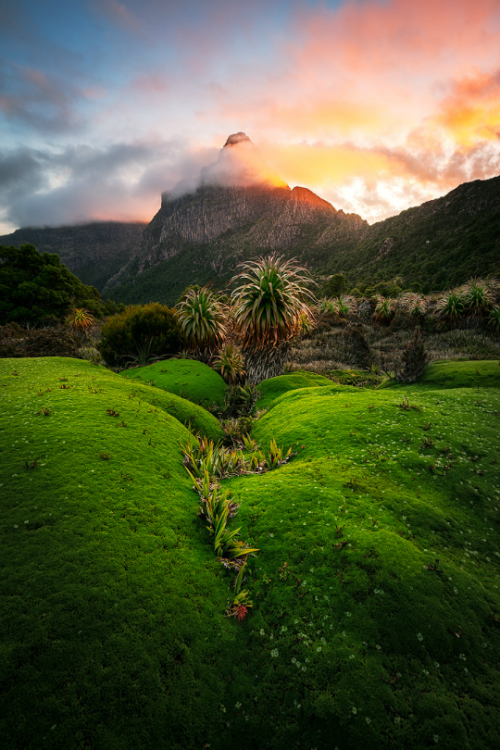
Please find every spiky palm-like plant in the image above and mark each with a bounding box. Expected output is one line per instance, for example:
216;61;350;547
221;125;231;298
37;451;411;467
231;254;316;384
435;290;465;323
175;287;227;361
399;293;427;318
372;296;396;324
212;344;246;385
488;306;500;331
66;308;94;340
462;278;494;317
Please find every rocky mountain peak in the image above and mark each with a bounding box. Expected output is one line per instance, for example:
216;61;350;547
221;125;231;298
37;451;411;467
223;132;252;147
199;132;288;190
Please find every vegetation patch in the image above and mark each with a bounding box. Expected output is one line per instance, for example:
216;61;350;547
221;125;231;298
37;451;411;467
254;371;332;412
1;356;500;750
121;358;227;409
378;360;500;391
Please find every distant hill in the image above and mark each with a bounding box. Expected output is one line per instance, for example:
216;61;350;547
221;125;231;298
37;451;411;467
0;221;146;293
1;134;498;305
330;174;500;293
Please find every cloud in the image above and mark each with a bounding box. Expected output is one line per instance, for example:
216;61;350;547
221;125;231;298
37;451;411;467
0;62;85;133
0;139;221;230
432;68;500;147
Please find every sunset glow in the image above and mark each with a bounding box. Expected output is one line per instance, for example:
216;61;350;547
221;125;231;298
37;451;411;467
1;0;499;231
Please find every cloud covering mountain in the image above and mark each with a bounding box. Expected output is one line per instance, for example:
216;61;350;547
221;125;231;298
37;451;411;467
1;0;499;233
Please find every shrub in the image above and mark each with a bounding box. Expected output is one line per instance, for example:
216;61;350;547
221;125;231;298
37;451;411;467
98;303;182;367
0;327;80;359
321;273;347;298
394;328;429;383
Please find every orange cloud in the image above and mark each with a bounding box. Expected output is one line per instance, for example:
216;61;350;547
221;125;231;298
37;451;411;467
433;69;500;147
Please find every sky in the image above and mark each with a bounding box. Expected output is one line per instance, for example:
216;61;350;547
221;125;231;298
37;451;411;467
1;0;500;234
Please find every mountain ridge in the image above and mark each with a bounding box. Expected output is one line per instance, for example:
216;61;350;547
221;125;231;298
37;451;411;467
1;144;498;303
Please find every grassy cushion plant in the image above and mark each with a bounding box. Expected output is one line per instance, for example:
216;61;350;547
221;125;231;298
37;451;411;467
254;370;332;412
1;356;500;750
120;358;227;410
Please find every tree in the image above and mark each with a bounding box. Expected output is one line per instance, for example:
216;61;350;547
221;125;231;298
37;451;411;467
322;273;347;298
231;254;315;385
175;287;227;362
0;243;104;326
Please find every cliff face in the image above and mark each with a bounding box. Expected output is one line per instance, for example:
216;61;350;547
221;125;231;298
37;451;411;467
4;133;498;308
0;222;146;292
138;183;364;271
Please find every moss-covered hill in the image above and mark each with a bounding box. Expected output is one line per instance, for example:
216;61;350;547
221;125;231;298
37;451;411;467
120;358;227;409
1;357;499;750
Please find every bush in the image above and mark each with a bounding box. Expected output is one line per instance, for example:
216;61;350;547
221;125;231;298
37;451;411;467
0;326;80;358
98;303;182;367
394;328;429;383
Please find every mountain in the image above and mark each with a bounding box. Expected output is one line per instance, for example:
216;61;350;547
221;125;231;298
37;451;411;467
102;133;367;303
0;221;146;293
107;135;499;303
328;173;500;293
1;134;498;304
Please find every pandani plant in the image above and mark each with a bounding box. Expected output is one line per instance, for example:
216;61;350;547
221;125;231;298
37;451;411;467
175;287;227;362
231;253;316;384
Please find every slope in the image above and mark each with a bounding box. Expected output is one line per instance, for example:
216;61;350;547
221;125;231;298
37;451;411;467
0;222;146;292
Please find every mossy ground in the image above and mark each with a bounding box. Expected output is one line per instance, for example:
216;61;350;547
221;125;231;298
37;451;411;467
377;359;500;392
120;359;227;409
255;371;332;411
1;358;499;750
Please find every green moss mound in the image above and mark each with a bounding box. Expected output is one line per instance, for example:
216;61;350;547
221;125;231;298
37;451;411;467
378;359;500;391
255;370;332;411
0;357;231;750
243;379;500;749
121;358;227;408
2;357;500;750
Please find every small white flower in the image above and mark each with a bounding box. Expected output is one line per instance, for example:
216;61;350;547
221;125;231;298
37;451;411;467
352;707;357;715
434;735;439;743
434;662;440;668
365;717;371;724
271;649;279;658
235;702;242;709
14;525;18;528
317;647;322;652
417;633;424;642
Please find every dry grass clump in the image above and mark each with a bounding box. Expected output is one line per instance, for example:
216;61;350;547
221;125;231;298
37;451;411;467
426;329;500;361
